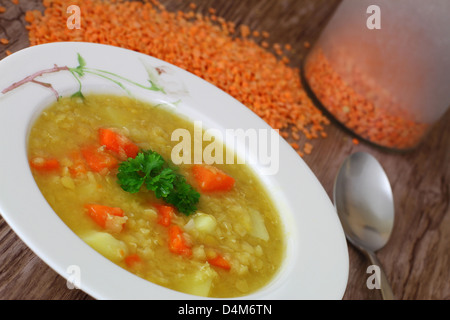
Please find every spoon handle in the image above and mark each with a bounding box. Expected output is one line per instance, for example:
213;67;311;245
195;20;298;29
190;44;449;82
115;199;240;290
365;250;395;300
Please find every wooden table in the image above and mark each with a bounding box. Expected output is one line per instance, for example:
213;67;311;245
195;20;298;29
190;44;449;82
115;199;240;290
0;0;448;300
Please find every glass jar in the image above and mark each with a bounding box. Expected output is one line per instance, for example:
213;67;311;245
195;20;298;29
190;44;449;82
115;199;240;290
303;0;450;150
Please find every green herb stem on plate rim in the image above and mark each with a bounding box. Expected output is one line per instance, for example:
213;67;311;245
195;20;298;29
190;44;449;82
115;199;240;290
1;53;166;100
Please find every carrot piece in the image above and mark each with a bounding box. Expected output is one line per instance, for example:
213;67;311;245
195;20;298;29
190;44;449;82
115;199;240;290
192;165;235;192
208;254;231;270
125;254;142;267
84;204;126;232
154;204;174;227
29;157;60;172
81;145;118;173
98;128;139;159
168;225;192;257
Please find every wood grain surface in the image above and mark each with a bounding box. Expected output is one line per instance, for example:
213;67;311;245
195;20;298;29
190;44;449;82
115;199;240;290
0;0;448;300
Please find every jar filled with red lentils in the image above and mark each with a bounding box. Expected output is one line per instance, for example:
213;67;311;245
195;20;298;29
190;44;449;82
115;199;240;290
303;0;450;150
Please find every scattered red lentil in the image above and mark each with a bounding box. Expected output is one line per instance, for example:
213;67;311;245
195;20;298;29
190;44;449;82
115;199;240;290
303;142;313;155
0;6;6;13
352;138;359;145
0;38;9;45
240;24;250;38
5;49;12;56
282;56;290;64
261;41;269;48
25;0;330;156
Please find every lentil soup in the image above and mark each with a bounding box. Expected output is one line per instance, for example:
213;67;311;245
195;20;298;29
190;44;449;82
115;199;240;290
27;94;285;298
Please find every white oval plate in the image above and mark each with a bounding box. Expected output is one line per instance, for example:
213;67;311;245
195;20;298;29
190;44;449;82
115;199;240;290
0;42;348;300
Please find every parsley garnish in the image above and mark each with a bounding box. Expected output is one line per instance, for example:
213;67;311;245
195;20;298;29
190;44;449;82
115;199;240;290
117;150;199;215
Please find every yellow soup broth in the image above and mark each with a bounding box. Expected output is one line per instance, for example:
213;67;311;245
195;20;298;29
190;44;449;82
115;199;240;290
27;94;285;298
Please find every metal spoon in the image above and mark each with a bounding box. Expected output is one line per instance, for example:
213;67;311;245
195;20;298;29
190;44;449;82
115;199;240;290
333;152;395;300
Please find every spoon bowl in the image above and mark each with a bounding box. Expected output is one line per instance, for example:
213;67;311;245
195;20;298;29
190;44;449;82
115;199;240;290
334;152;395;299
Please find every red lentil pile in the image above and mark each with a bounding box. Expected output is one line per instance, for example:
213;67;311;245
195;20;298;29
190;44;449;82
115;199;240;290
304;48;429;150
21;0;330;157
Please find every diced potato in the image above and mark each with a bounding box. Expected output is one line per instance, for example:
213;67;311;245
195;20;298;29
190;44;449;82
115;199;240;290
183;219;195;232
60;176;75;190
254;245;263;257
81;231;128;262
176;265;217;297
248;209;269;241
193;213;217;234
192;245;206;260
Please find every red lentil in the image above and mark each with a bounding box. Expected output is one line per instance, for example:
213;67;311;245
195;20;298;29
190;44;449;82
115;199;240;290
240;24;251;38
305;48;428;150
25;0;330;155
303;142;313;154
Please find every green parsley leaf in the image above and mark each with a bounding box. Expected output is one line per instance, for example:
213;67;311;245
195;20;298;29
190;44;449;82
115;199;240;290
117;150;165;193
117;149;200;215
165;175;200;216
145;167;176;199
